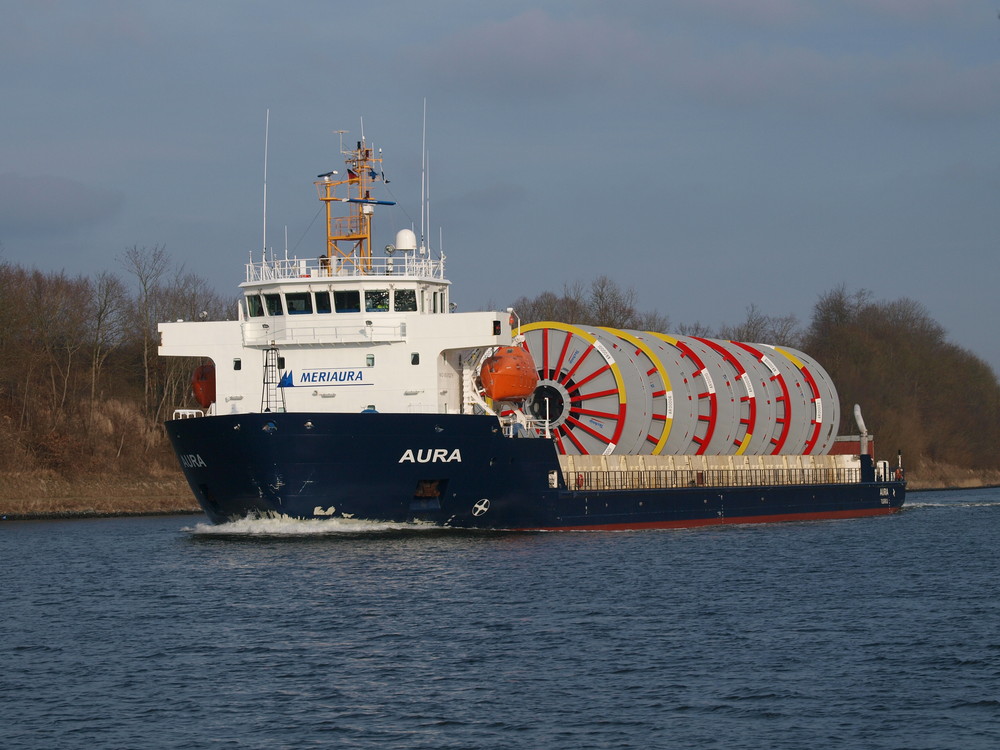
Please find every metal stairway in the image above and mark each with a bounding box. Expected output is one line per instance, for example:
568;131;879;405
261;346;286;413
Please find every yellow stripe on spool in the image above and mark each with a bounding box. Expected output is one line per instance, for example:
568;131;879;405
774;347;806;370
735;432;753;455
600;326;674;455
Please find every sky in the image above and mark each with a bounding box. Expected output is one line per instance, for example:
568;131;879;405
3;0;999;374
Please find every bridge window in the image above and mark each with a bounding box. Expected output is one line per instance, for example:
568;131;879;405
365;289;390;312
247;295;264;317
334;290;360;313
315;291;332;314
264;294;283;316
285;292;312;314
394;289;418;312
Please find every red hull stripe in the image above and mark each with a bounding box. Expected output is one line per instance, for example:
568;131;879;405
524;507;900;531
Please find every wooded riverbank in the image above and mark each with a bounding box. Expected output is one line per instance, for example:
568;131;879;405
3;463;998;520
0;471;198;519
2;259;999;521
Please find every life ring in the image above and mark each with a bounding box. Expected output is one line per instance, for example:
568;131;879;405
575;472;584;489
894;468;903;481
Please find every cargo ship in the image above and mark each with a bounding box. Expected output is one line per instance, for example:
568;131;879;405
159;129;905;529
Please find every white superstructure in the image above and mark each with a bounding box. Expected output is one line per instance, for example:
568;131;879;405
159;135;513;417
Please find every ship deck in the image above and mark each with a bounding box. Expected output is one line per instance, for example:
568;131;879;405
559;453;872;491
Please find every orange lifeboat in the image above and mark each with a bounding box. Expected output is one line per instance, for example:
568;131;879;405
480;346;538;402
191;363;216;409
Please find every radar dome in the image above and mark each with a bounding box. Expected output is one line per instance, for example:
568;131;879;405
395;228;417;252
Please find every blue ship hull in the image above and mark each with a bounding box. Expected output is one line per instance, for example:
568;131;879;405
165;412;906;529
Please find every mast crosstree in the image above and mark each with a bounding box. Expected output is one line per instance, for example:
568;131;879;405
315;137;395;273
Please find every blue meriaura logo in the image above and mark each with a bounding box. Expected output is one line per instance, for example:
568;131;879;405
278;369;367;387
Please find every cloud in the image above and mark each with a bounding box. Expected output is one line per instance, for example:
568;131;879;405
408;2;999;123
646;33;1000;121
413;9;651;101
844;0;974;23
1;0;152;61
664;0;819;26
0;174;124;238
446;182;529;214
881;56;1000;119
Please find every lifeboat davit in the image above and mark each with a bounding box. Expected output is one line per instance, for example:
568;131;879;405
480;346;539;402
191;363;216;409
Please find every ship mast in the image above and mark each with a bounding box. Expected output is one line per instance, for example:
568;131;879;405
315;135;394;273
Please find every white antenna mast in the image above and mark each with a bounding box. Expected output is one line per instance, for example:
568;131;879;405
360;116;365;144
262;109;269;259
420;98;427;251
334;129;348;155
425;150;431;256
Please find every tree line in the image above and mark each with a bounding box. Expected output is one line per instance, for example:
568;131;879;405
512;277;1000;472
0;255;996;478
0;246;232;476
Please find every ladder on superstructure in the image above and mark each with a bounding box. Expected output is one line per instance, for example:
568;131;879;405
261;346;286;413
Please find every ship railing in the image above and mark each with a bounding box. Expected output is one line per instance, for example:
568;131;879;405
172;409;204;420
499;414;550;438
568;467;863;491
242;321;406;346
245;255;445;282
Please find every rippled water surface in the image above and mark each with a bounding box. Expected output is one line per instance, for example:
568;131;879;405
3;489;999;749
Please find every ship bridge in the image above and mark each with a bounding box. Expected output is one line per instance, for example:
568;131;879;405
158;130;515;418
239;252;452;348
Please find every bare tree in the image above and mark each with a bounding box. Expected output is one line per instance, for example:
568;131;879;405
120;244;170;415
719;303;801;346
588;275;639;328
28;270;91;414
88;271;129;403
511;276;665;330
803;286;1000;470
671;320;712;337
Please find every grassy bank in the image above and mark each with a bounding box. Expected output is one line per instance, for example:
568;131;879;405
903;461;1000;491
3;463;997;520
0;470;199;519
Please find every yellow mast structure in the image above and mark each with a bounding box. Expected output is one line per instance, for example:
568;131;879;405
314;136;393;274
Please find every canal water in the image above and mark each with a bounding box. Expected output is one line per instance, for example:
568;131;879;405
3;488;998;749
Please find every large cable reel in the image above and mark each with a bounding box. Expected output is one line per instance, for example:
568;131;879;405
519;322;839;457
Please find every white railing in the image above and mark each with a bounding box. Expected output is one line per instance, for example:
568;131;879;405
566;467;862;491
245;255;446;283
242;321;406;346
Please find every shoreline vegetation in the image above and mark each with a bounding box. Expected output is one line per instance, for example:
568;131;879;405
0;471;199;520
2;464;999;521
2;257;999;522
